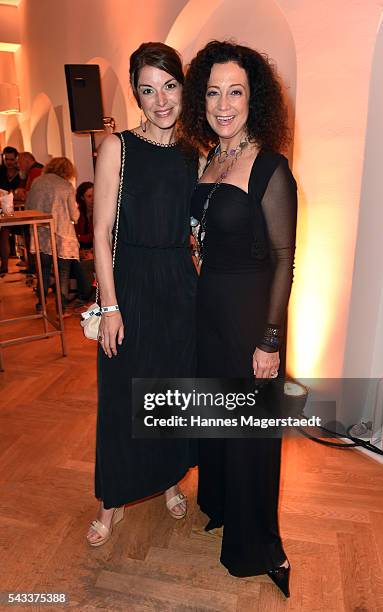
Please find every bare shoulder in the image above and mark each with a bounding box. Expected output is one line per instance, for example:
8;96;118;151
97;133;122;171
98;133;122;154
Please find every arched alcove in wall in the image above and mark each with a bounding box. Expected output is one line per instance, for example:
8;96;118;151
30;92;61;163
87;56;128;134
4;115;24;151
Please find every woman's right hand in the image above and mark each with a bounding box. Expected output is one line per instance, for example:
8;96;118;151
99;312;124;357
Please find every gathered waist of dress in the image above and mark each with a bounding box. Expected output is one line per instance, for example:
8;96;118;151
119;240;190;250
201;238;271;274
202;260;271;274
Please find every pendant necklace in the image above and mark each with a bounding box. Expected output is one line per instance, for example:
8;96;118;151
191;136;249;266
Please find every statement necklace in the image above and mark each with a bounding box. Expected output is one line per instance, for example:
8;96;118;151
215;138;248;164
130;130;178;148
191;136;249;266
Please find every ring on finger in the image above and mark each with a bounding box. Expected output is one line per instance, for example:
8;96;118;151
270;370;278;378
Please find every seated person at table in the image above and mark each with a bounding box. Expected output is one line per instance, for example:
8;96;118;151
15;152;44;272
75;181;94;251
67;182;95;309
0;146;20;276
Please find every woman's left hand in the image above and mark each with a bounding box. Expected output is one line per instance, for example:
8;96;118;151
252;347;280;379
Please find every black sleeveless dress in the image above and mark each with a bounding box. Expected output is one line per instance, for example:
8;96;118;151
95;130;198;509
191;151;297;576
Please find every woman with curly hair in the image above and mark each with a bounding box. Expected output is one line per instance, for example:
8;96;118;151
181;41;297;596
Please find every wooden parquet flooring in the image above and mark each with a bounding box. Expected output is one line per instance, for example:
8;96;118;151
1;263;383;611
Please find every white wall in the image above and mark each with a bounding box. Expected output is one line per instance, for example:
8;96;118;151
276;0;383;379
343;16;383;380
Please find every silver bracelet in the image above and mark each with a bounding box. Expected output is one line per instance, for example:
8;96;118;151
100;305;119;314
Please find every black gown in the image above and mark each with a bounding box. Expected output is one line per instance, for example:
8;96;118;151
191;150;297;576
95;131;198;509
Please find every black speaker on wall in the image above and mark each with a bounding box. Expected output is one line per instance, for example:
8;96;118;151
64;64;104;132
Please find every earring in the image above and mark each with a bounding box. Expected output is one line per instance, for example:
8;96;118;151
140;113;147;133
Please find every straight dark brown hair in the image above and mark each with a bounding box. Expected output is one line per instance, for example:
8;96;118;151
129;42;184;107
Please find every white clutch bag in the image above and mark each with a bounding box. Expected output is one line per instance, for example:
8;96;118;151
80;303;101;340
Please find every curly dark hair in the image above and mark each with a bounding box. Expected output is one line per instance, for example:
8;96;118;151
181;40;289;152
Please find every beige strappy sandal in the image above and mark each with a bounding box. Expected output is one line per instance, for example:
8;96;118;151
166;492;187;519
87;505;125;547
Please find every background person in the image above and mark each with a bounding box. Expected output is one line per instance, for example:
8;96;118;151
68;182;95;309
0;146;20;276
25;157;80;315
15;152;44;272
75;181;94;250
17;151;44;195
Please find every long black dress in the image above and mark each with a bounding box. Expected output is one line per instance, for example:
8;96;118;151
95;130;197;510
191;150;297;576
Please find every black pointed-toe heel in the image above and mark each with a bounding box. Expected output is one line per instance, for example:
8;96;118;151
267;561;290;597
204;517;223;532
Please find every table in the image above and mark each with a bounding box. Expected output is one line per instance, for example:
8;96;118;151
0;210;67;371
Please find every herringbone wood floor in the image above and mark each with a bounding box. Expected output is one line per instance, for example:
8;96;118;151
1;264;383;612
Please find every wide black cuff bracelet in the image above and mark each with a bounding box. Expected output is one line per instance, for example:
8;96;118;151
261;325;280;350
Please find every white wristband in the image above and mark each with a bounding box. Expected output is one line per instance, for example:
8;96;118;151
101;305;119;314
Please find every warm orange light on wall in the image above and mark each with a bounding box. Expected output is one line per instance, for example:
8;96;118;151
286;169;357;379
0;82;19;113
287;241;338;377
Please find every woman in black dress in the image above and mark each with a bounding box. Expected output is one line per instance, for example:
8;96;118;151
87;43;197;545
181;41;297;597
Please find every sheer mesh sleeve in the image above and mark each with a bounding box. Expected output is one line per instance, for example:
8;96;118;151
257;157;297;352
